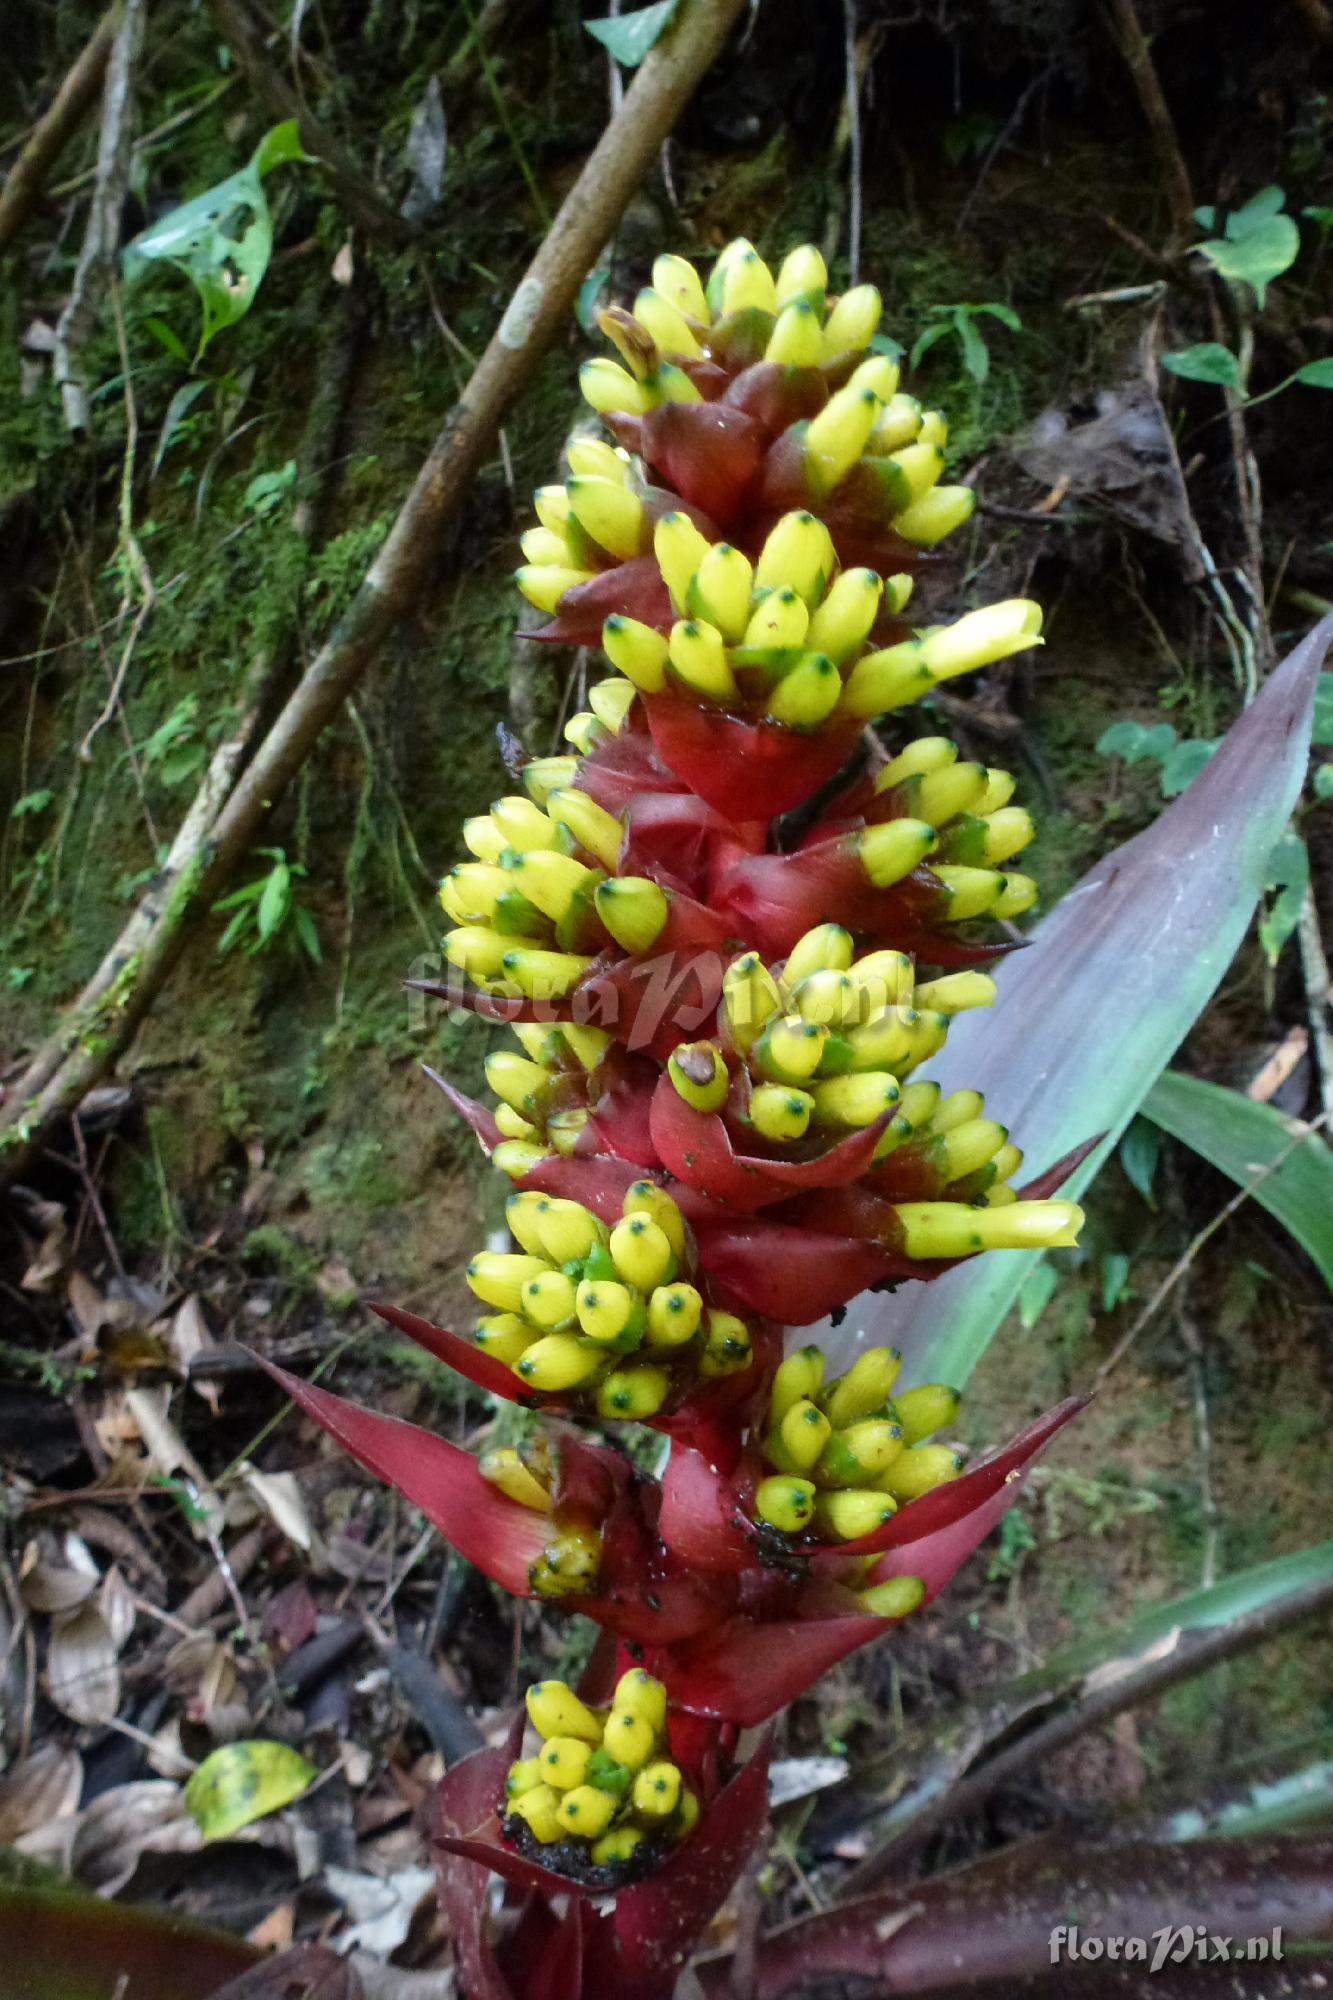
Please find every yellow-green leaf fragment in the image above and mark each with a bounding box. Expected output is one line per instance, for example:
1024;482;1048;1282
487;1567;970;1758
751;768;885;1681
185;1739;317;1841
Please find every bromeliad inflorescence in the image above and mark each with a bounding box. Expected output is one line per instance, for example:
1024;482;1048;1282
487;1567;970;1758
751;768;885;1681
266;236;1088;1999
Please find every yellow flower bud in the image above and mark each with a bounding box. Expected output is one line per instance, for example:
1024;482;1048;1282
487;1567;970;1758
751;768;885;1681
857;1574;926;1618
805;386;881;493
596;1363;670;1420
975;767;1016;812
652;252;708;322
609;1215;676;1291
493;1141;551;1179
603;1708;656;1772
937;1117;1007;1181
462;814;507;862
576;1279;641;1346
478;1447;552;1512
467;1252;550;1314
515;564;594;614
490;795;562;852
821;283;882;357
847;948;915;1005
869;392;924;453
532;1522;601;1595
887;440;944;505
894;484;976;544
520;525;574;568
595;876;669;952
557;1785;618;1837
523;755;579;805
911;971;996;1015
778;1397;833;1471
821;1346;902;1427
591;1824;645;1866
892;1199;1083;1259
783;924;854;986
667;618;737;702
771;1343;824;1425
548;1107;589;1156
840;1006;918;1072
654;511;713;613
920;599;1043;680
580;356;650;415
540;1736;594;1790
930;1088;985;1133
510;1784;564;1842
501;946;591;1001
722;951;784;1052
667;1040;729;1113
567;475;644;561
720;244;777;315
603;614;670;693
546;788;624;870
443;926;510;981
506;1756;544;1799
990;1141;1023;1184
775;242;828;305
675;1788;701;1836
633;286;703;359
804;567;883;662
893;1383;962;1446
699;1308;752;1377
646;1282;703;1347
563;712;605;757
838;643;932;718
909;761;990;824
485;1051;549;1117
878;1444;964;1501
848;353;901;401
992;874;1038;918
534;484;573;530
566;436;628;483
755;511;835;607
632;1762;682;1820
614;1667;668;1730
521;1269;578;1330
687;541;753;641
810;1071;900;1128
622;1180;687;1259
743;585;809;650
765;298;824;366
748;1082;813;1143
475;1314;535;1367
754;1014;827;1082
514;1334;604;1391
534;1198;604;1266
793;968;861;1028
970;806;1034;867
754;1475;816;1533
816;1418;904;1485
859;819;939;887
563;1023;612;1069
896;1080;941;1130
766;651;841;728
527;1681;603;1743
815;1488;898;1540
588;677;638;735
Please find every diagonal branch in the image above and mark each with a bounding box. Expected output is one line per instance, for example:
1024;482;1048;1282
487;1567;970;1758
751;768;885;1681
0;0;747;1186
0;9;117;255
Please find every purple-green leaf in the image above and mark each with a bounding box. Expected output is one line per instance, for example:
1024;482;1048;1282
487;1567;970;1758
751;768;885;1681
850;615;1331;1387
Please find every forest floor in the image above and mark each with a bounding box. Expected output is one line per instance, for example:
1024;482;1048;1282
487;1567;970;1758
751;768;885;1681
0;0;1331;1979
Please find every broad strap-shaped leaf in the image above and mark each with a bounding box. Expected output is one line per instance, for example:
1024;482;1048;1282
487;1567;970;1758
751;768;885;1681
852;614;1332;1388
1143;1069;1333;1287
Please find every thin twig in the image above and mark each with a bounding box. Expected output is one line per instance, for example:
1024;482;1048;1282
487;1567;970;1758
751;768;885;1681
841;0;862;284
1298;880;1333;1122
0;9;116;253
1102;0;1195;249
1092;1110;1331;1391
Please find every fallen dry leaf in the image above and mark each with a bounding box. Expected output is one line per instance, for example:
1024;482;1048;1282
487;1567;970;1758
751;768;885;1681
241;1463;313;1552
0;1744;83;1844
71;1778;201;1894
46;1599;121;1726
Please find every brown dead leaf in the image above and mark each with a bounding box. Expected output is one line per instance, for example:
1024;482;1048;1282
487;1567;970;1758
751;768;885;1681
71;1778;201;1893
241;1464;313;1552
124;1386;226;1535
99;1565;136;1653
165;1633;251;1739
0;1745;83;1844
19;1546;100;1617
67;1270;111;1343
46;1599;121;1726
170;1293;222;1412
17;1192;71;1293
248;1905;296;1952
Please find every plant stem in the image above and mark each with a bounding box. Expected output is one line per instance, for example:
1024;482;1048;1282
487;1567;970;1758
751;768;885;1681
0;9;118;254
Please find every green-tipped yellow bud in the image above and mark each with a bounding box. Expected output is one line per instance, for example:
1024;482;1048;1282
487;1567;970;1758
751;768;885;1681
567;475;644;560
467;1252;550;1313
931;1088;985;1133
895;484;976;544
614;1667;668;1730
532;1197;603;1266
816;1418;904;1485
776;242;828;305
655;511;712;612
523;754;579;805
765;297;823;366
652;252;708;320
754;1475;816;1533
521;1269;578;1330
778;1397;833;1471
521;524;574;568
858;1574;926;1618
527;1681;602;1743
755;511;836;606
887;440;945;505
848;948;915;1006
557;1785;617;1837
912;971;996;1015
633;286;703;358
462;814;507;862
516;564;593;613
440;862;505;925
771;1343;824;1424
491;795;562;850
723;951;784;1052
879;1445;964;1501
687;541;753;641
475;1313;535;1367
514;1333;603;1391
975;767;1016;812
493;1140;552;1179
699;1308;753;1377
893;1199;1084;1259
793;968;861;1028
566;435;628;482
510;1783;564;1842
815;1488;897;1540
486;1051;549;1117
896;1081;941;1131
743;585;809;649
972;806;1034;866
810;1071;900;1129
479;1447;552;1512
443;926;510;981
930;866;1004;921
546;789;623;869
563;1023;612;1069
588;677;638;734
720;244;777;314
603;614;670;693
596;1362;670;1419
805;567;883;661
860;819;938;887
501;946;590;1000
668;619;737;702
784;923;854;985
534;484;573;530
494;1106;536;1141
822;283;881;355
506;1756;544;1799
766;650;840;728
937;1117;1007;1180
576;1280;641;1346
894;1383;962;1445
603;1708;657;1771
609;1214;676;1290
595;875;669;953
632;1762;682;1820
918;409;948;446
591;1825;645;1866
580;356;650;415
548;1108;590;1156
848;352;900;401
910;761;990;823
875;737;957;792
840;1006;919;1073
992;874;1038;919
805;386;881;493
647;1282;703;1347
839;644;932;717
623;1180;687;1259
822;1346;902;1427
667;1040;730;1114
532;1522;601;1595
921;599;1043;680
870;392;924;453
563;711;605;757
755;1013;828;1082
540;1736;594;1790
990;1141;1023;1184
749;1083;813;1143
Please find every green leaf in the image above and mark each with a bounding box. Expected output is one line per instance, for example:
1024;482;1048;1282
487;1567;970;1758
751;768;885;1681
185;1738;317;1841
1095;717;1177;764
293;904;322;964
141;314;189;362
907;320;952;371
1143;1070;1333;1287
256;861;291;943
1226;184;1287;232
1162;1756;1333;1841
10;789;54;818
859;616;1330;1387
250;117;307;177
1258;825;1308;962
243;459;297;515
1118;1117;1160;1208
1315;673;1333;745
972;301;1022;332
1198;213;1300;306
1158;735;1218;796
955;311;990;384
1304;205;1333;229
867;331;905;360
150;380;208;479
1099;1249;1131;1312
1314;764;1333;799
1161;342;1241;387
1294;357;1333;389
584;0;679;65
1017;1259;1057;1328
576;265;610;335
